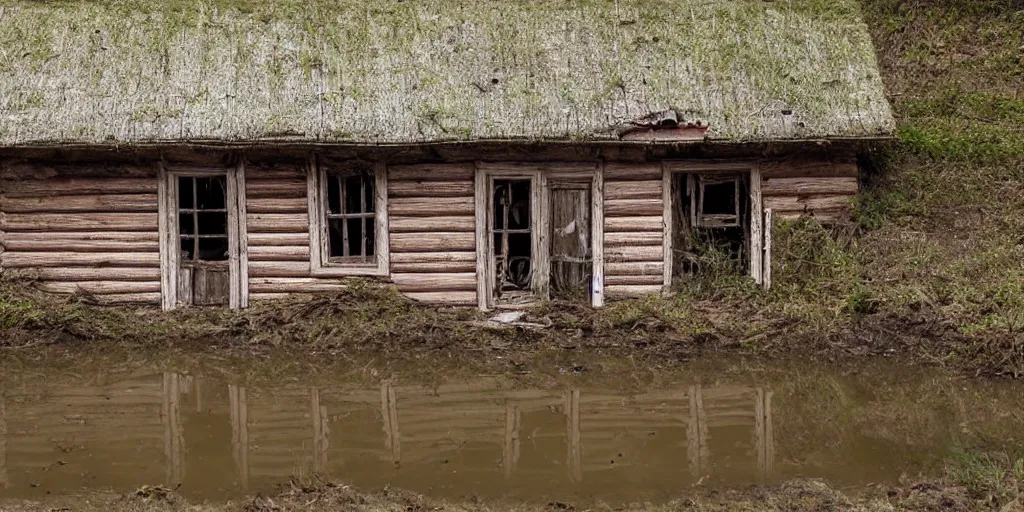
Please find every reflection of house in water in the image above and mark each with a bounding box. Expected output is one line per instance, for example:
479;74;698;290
0;374;774;500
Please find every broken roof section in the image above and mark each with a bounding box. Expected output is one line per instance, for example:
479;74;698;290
0;0;895;146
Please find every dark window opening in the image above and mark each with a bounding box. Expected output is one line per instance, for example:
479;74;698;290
178;176;229;262
326;169;376;264
549;184;592;300
492;180;533;296
673;173;749;278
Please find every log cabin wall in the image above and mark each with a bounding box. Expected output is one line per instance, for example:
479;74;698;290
602;162;665;299
759;154;859;222
387;163;477;305
0;162;162;304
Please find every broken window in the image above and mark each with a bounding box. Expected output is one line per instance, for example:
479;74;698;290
325;169;375;264
673;173;749;277
491;180;532;298
178;176;229;262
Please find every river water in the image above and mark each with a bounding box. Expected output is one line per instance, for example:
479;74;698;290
0;353;1020;504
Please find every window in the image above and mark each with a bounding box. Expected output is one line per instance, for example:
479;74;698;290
178;176;229;262
309;160;389;276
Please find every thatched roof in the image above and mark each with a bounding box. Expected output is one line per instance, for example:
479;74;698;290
0;0;894;146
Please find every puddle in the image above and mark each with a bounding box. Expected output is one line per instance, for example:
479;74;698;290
0;355;1021;504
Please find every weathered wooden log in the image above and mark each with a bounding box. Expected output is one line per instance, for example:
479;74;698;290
604;274;664;286
604;216;663;232
247;233;309;246
0;193;159;213
3;231;159;242
247;261;311;277
1;252;160;268
762;195;853;212
603;163;661;181
245;197;309;214
3;239;159;253
246;179;307;199
403;291;477;304
391;261;476;273
605;284;663;297
478;162;597;175
11;267;161;281
604;198;663;217
388;164;475;182
761;177;858;196
248;278;347;293
604;262;664;276
604;180;662;201
759;159;858;179
247;245;309;262
1;213;158;232
390;272;477;292
389;216;475;233
246;213;308;233
0;178;156;197
1;163;156;180
775;208;847;223
388;197;474;217
390;232;475;252
605;246;663;263
604;231;662;247
34;281;162;294
388;181;474;198
390;251;476;264
242;167;305;180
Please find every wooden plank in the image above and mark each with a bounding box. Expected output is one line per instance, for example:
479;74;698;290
246;213;308;233
1;178;156;197
389;216;475;233
762;195;853;212
604;274;664;286
474;164;488;311
248;261;311;277
390;251;477;264
391;272;477;292
1;213;158;232
245;179;306;199
388;164;475;182
604;180;661;201
236;164;250;308
763;208;773;290
391;232;475;253
605;246;663;263
761;177;858;196
247;233;308;247
0;194;159;213
388;197;474;217
390;261;476;273
603;163;661;181
605;284;663;297
591;164;604;308
604;198;663;217
249;278;347;293
2;231;159;242
604;231;662;246
758;159;858;179
604;262;665;276
403;291;477;304
1;252;160;268
375;161;390;275
750;165;763;285
247;245;309;262
3;238;158;252
478;162;597;176
244;197;309;213
662;163;673;289
15;267;161;281
388;181;474;198
604;216;663;233
34;281;162;294
158;161;174;310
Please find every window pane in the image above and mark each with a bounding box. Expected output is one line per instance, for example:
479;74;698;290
179;236;195;261
364;174;375;213
195;176;227;210
198;211;228;236
178;177;194;209
327;218;345;258
179;212;195;235
344;175;363;214
198;236;229;261
701;180;737;216
327;175;341;214
366;218;375;257
346;217;364;257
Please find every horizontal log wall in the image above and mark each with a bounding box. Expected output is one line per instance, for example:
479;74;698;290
244;164;346;300
387;164;477;305
0;162;162;304
602;163;665;298
759;155;858;222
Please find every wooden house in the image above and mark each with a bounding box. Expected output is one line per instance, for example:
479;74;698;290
0;0;894;310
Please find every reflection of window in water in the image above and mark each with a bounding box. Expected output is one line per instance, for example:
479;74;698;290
492;179;533;295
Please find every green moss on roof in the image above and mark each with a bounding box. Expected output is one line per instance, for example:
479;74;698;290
0;0;895;145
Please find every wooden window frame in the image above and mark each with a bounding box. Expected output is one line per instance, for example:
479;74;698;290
307;157;389;277
662;161;763;287
158;161;248;310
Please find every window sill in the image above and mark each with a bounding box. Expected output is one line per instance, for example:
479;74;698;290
310;263;387;278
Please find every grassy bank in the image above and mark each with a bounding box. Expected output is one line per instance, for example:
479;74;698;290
1;0;1023;378
1;451;1020;512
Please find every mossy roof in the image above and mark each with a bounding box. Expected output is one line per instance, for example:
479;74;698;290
0;0;895;146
